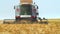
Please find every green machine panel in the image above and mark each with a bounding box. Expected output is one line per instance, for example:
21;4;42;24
20;4;32;15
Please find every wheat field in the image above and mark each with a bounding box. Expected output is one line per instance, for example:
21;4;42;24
0;19;60;34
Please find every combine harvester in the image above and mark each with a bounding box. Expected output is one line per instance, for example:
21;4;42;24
4;0;48;24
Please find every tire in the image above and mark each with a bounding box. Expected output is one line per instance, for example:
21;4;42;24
32;18;37;21
16;18;20;21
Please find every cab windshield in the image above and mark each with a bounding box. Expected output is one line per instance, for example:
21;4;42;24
20;4;32;15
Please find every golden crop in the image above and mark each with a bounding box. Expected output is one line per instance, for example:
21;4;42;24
0;19;60;34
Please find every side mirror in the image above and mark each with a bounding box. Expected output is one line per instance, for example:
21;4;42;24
14;6;15;9
36;13;39;15
37;6;38;9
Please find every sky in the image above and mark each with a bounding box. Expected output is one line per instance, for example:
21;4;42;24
0;0;60;20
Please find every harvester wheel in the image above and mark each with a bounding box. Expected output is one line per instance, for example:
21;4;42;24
16;18;21;21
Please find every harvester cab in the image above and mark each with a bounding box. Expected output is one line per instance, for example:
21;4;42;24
13;0;48;24
14;0;39;21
